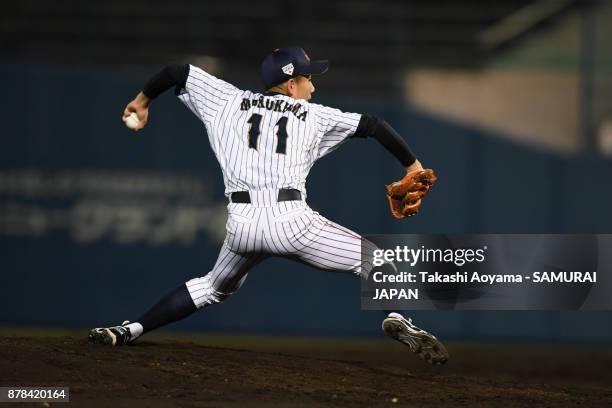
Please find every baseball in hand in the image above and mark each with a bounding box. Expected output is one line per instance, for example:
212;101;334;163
125;112;140;130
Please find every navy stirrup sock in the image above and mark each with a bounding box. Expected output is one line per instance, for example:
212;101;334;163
137;284;198;333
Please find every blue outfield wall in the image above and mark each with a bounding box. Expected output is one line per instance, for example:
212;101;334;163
1;62;611;343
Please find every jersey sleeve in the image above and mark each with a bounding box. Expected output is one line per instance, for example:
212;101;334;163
313;105;362;159
176;64;240;125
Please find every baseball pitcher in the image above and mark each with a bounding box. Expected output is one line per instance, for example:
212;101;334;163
89;47;448;365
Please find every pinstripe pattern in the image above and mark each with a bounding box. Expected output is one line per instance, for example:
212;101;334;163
186;245;268;309
177;65;361;200
187;201;378;309
177;65;376;308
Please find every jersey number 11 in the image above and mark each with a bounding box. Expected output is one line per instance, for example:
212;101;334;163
247;114;288;155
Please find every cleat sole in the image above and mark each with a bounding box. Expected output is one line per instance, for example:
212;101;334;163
382;317;449;365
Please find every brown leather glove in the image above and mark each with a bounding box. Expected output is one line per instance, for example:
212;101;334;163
386;169;437;219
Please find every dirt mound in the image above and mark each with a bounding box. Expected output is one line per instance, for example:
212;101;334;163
1;336;610;407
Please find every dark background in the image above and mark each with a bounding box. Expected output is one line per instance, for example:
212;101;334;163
1;0;611;343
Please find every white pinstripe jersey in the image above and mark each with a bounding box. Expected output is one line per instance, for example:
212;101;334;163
177;65;361;201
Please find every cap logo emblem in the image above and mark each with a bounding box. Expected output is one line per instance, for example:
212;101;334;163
282;63;295;75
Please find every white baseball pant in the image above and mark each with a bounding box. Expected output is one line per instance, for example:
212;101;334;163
185;192;376;309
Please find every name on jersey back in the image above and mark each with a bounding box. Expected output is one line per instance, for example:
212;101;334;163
240;97;308;121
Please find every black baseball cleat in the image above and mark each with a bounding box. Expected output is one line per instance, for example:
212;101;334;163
382;312;449;365
88;321;132;346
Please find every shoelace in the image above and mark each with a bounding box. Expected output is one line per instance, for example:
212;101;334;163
112;326;131;344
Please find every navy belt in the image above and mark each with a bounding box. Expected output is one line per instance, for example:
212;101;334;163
230;188;302;204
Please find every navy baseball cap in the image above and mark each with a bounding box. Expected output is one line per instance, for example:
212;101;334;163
261;46;329;89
